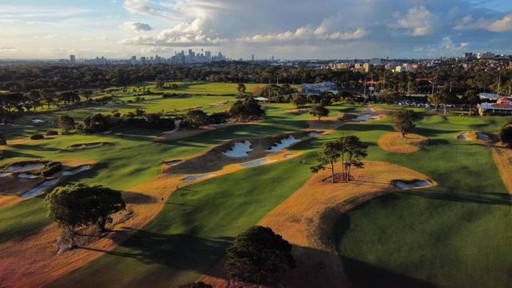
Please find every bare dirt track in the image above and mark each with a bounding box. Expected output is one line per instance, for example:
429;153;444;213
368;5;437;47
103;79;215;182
200;161;435;288
492;146;512;194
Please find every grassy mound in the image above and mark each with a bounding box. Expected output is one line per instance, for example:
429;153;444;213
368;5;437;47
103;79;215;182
378;132;429;154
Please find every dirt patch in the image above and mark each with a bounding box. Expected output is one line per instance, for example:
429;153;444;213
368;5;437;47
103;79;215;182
200;161;435;288
492;145;512;194
378;132;429;154
308;116;343;130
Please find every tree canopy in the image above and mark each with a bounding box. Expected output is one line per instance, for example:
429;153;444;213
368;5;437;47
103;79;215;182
499;124;512;148
392;109;418;138
45;183;125;246
309;104;329;120
225;226;295;285
229;97;265;121
58;115;75;134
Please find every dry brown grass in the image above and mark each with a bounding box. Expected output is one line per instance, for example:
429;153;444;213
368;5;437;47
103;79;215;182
200;161;435;288
0;149;301;288
492;145;512;194
378;132;429;154
307;115;343;130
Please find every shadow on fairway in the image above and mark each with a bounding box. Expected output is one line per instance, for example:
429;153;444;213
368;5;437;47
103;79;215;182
403;190;512;207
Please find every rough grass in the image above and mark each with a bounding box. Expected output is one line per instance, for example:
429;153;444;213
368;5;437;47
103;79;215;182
378;132;429;153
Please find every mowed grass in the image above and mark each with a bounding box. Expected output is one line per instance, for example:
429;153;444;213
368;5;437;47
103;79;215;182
333;113;512;287
48;152;318;288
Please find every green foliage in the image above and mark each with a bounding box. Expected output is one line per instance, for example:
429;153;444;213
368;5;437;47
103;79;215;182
58;115;75;134
225;226;295;285
45;183;126;245
309;104;329;120
185;110;209;128
499;124;512;148
290;94;306;109
339;135;368;182
237;83;246;94
229;97;265;121
392;109;417;137
30;134;44;140
311;140;341;183
0;133;6;145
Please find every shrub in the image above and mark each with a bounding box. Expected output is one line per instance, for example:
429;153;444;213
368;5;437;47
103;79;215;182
46;130;59;136
31;134;45;140
208;111;230;124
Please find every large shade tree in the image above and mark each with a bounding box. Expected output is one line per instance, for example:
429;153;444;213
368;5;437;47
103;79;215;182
225;226;295;286
392;109;418;138
45;183;125;246
309;104;329;120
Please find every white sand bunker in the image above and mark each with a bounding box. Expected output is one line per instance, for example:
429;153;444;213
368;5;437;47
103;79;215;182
31;119;45;124
240;158;276;168
393;180;432;190
308;131;321;137
0;172;12;178
21;178;60;199
17;173;40;179
353;115;379;122
163;160;184;167
4;163;46;173
69;142;111;150
457;132;490;141
266;136;301;152
223;141;253;158
180;173;217;183
62;165;92;176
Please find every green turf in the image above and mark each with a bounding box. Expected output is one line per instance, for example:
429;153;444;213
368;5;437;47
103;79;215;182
333;112;512;288
47;151;318;288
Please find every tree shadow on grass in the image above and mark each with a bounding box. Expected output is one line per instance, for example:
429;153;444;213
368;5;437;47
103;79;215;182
80;229;234;273
403;190;511;207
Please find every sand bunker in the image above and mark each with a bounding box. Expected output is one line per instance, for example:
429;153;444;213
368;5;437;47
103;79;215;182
17;173;40;179
180;173;217;183
393;180;433;189
266;136;301;152
4;162;47;173
457;131;491;141
353;115;379;122
240;158;276;168
69;142;113;150
21;178;60;199
223;141;253;157
163;160;185;167
0;172;12;178
31;119;45;124
62;165;92;176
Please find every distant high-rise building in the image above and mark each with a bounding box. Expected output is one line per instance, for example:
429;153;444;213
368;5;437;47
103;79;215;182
70;55;76;63
252;54;254;61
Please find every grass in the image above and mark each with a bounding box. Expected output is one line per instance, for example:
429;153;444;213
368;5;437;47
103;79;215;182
48;152;318;288
333;112;512;288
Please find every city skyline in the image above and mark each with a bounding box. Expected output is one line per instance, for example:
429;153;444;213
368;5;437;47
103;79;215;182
1;0;512;60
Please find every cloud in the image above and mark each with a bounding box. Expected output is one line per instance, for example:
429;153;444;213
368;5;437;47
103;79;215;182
488;14;512;31
123;0;170;18
121;22;153;32
241;26;367;43
0;5;89;19
0;46;17;52
414;37;469;56
394;6;435;36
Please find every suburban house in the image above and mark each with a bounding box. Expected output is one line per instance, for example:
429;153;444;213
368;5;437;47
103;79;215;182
478;97;512;115
301;81;339;96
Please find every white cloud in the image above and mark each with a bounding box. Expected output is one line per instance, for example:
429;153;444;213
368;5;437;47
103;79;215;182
394;6;435;36
121;22;153;32
488;14;512;32
241;26;367;43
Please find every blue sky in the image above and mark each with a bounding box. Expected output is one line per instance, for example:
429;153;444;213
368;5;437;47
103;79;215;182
0;0;511;59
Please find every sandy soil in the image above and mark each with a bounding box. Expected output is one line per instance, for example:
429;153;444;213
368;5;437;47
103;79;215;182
378;132;429;154
0;149;300;288
491;145;512;194
200;161;435;288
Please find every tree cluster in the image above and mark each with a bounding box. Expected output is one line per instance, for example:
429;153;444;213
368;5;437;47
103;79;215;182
392;109;419;138
311;136;368;183
229;97;265;121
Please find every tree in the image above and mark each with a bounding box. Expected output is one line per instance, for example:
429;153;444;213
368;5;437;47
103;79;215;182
185;110;209;128
0;133;6;145
45;183;125;246
427;93;442;112
499;124;512;148
309;104;329;120
225;226;295;286
229;97;265;121
311;140;341;183
339;136;368;182
237;83;247;94
155;76;165;90
463;89;479;115
58;115;75;134
290;94;306;109
392;109;417;138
